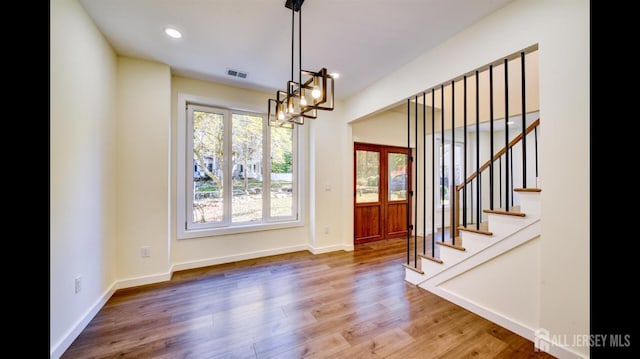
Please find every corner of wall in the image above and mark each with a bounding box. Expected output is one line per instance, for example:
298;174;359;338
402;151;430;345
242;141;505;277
115;57;172;281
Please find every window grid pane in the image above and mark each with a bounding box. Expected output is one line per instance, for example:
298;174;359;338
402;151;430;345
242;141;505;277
192;110;224;224
270;125;293;217
232;114;263;223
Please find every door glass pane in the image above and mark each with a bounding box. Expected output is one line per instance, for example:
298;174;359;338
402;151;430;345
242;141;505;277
193;110;224;223
388;153;408;201
355;150;380;203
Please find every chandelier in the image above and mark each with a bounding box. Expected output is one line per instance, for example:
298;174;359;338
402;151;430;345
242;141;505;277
267;0;335;127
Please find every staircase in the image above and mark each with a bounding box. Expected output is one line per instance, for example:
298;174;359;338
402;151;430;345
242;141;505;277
397;49;545;350
404;188;541;288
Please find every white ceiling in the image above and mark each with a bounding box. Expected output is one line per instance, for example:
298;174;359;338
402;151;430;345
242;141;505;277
80;0;514;101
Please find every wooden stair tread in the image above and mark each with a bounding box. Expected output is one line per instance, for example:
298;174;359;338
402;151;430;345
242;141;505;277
418;254;443;264
514;187;541;192
458;226;493;236
436;241;466;251
483;209;526;217
402;263;424;274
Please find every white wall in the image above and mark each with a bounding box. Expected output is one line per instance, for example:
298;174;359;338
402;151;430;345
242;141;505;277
170;76;312;269
440;237;541;329
50;0;117;355
352;110;411;148
115;57;172;284
309;103;351;251
341;0;589;357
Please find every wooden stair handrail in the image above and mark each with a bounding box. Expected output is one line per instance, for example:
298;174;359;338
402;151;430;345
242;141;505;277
451;118;539;238
455;118;540;192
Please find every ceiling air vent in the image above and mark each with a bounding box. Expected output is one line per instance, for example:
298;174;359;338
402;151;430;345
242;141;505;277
227;68;248;79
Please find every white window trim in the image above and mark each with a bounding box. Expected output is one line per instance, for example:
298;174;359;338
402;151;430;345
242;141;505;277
176;93;304;239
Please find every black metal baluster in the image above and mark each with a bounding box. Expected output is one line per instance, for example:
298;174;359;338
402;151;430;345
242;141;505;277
504;58;509;212
431;89;436;256
463;76;467;228
521;51;527;188
499;156;502;209
510;147;514;205
414;96;418;266
406;98;410;265
535;126;539;179
475;71;481;229
441;84;445;242
489;64;494;210
422;92;426;255
451;80;455;246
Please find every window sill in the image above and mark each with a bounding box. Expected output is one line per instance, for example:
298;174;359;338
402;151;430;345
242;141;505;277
177;219;304;239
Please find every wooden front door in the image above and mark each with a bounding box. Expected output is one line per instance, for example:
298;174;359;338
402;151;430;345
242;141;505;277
354;143;411;244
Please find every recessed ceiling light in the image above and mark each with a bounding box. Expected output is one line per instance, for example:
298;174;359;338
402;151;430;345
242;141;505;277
164;27;182;39
507;121;515;125
330;72;340;79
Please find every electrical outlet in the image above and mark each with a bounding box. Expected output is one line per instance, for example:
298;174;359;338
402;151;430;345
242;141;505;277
324;226;329;234
75;276;81;294
141;246;151;257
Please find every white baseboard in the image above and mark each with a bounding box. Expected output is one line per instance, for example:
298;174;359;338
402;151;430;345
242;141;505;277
171;244;310;272
424;285;587;359
544;341;588;359
115;271;173;289
50;282;117;359
308;243;353;254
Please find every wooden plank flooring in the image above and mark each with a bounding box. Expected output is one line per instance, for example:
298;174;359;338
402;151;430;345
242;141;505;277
62;237;554;358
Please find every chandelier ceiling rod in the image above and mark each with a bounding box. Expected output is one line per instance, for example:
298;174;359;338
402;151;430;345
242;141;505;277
290;0;294;83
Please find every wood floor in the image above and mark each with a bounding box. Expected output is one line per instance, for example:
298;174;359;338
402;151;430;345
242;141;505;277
62;237;554;358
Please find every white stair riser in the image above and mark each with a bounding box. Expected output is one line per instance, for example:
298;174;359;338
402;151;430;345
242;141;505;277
420;257;447;277
404;269;424;285
439;245;467;263
516;192;541;219
463;238;492;253
487;214;533;237
459;232;497;252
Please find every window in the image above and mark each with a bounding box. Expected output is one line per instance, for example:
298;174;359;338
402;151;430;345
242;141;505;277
178;95;300;239
437;139;463;207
